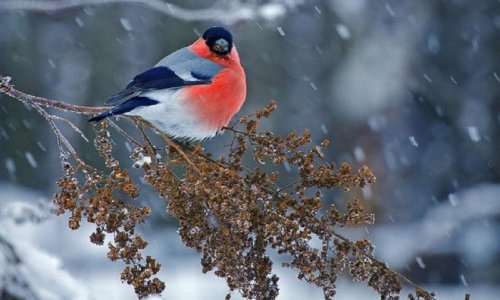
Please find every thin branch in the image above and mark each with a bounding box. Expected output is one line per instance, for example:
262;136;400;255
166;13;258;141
0;0;301;24
2;75;434;299
222;126;257;138
32;102;83;164
130;117;200;172
133;118;157;157
50;114;89;142
275;179;302;195
330;231;436;300
0;76;108;114
107;119;143;148
0;76;87;163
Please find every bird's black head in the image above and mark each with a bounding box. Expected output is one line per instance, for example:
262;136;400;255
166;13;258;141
202;27;233;56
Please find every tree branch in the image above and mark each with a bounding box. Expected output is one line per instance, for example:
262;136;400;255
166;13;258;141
0;76;108;114
0;0;302;24
329;231;436;300
1;74;437;299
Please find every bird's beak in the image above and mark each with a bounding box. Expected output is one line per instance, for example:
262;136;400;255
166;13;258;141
214;39;229;54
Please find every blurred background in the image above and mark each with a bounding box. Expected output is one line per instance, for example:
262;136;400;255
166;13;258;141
0;0;499;299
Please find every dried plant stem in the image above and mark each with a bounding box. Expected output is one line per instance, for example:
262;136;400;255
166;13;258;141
0;76;108;114
223;116;435;299
50;114;89;142
0;75;93;164
222;126;255;137
131;117;200;172
132;118;157;156
107;120;143;148
0;75;192;166
33;101;84;164
2;74;436;299
330;231;436;300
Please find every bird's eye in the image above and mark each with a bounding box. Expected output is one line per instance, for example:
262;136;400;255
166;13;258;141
211;38;230;55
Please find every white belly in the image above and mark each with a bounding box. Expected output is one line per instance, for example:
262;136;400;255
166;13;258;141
126;89;218;140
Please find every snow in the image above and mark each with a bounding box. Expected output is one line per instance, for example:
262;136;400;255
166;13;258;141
427;34;440;53
335;24;351;40
448;193;458;206
0;129;8;140
362;185;372;199
47;58;56;69
22;119;31;129
276;26;286;37
494;72;500;83
320;124;328;134
0;200;53;224
353;146;365;162
423;73;432;83
374;184;500;269
409;136;419;147
466;126;481;142
0;182;499;299
330;24;414;119
0;185;88;300
461;222;497;265
83;7;94;16
1;3;499;298
415;256;426;269
435;106;444;118
14;240;89;300
384;3;395;16
367;116;386;132
259;4;286;20
75;17;84;28
283;160;291;172
25;151;38;168
124;141;132;152
460;274;468;287
5;158;16;179
120;18;133;32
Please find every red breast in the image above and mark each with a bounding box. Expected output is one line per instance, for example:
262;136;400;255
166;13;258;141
182;38;247;130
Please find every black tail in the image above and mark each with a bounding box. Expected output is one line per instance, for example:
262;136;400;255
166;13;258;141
88;111;112;122
88;97;159;122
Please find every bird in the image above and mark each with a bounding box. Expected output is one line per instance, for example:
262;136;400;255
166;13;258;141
89;26;246;140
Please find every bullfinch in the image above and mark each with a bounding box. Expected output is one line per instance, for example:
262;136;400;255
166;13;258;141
89;26;246;140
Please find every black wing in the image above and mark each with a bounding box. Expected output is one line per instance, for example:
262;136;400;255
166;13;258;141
105;66;209;105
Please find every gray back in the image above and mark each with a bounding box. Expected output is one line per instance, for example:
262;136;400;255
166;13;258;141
155;47;221;81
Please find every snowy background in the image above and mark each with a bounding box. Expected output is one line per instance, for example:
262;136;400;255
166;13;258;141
1;0;499;299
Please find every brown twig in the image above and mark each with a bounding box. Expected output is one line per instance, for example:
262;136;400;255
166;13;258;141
130;117;200;172
329;231;436;300
0;76;108;114
50;114;89;142
222;126;257;138
107;120;143;148
30;102;84;165
131;118;157;157
2;74;435;300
